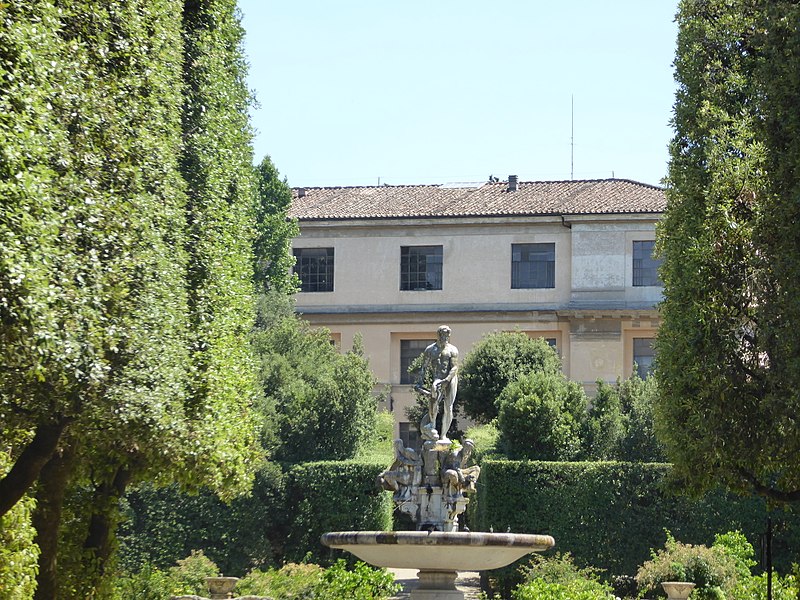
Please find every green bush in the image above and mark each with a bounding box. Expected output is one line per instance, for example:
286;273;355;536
512;578;614;600
236;562;324;599
235;560;398;600
729;571;799;600
111;564;175;600
119;460;393;574
459;331;562;423
168;550;220;596
464;422;502;462
319;559;400;599
635;532;738;599
118;462;287;575
496;372;587;460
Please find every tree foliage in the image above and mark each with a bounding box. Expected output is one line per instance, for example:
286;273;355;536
0;0;263;594
657;0;800;502
459;332;562;423
252;316;378;463
497;372;587;461
582;375;666;463
253;155;299;295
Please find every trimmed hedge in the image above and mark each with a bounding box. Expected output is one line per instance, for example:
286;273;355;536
283;460;394;564
474;460;799;583
118;460;392;575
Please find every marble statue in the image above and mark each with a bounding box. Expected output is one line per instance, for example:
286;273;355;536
377;326;480;532
414;325;459;443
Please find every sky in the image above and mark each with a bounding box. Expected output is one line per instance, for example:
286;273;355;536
239;2;679;189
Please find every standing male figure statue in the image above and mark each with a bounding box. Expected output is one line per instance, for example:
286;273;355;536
415;325;459;443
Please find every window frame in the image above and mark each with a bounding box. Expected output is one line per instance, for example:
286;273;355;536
400;245;443;291
400;339;435;384
633;337;656;379
511;242;556;289
632;240;663;287
293;247;334;293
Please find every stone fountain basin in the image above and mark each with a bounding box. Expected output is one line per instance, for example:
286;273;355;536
321;531;555;571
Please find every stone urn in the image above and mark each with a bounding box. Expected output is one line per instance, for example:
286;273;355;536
205;576;239;599
661;581;695;599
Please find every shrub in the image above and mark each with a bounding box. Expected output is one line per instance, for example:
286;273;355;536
283;460;394;564
496;372;587;460
729;571;799;600
168;550;220;596
635;532;738;599
235;561;399;600
507;553;614;600
512;578;614;600
236;562;324;599
319;559;400;600
474;460;800;581
712;530;799;600
111;564;175;600
459;331;562;423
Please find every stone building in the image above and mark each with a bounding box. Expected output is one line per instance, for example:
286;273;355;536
288;176;665;445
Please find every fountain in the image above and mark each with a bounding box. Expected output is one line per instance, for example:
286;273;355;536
322;326;555;599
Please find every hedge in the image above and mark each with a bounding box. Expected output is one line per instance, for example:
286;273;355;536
473;460;800;590
118;460;392;576
283;460;394;564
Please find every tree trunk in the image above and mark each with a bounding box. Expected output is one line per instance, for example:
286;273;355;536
32;446;76;600
0;419;68;518
82;465;133;589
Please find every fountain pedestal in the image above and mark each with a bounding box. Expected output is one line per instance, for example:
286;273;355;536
321;531;555;600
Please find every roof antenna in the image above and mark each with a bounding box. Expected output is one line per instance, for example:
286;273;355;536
571;94;574;181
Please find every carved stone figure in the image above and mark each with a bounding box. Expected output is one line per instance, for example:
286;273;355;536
441;440;480;501
415;325;459;443
378;440;422;501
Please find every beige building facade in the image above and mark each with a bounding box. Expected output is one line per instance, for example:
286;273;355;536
288;178;666;445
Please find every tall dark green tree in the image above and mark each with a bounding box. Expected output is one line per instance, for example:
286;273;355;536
253;155;299;295
657;0;800;503
0;0;263;595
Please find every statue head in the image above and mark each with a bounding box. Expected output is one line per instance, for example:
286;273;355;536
437;325;451;343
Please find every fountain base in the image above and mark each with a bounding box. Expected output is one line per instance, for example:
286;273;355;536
322;530;555;599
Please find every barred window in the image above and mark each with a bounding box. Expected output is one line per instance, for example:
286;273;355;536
400;339;434;384
633;240;663;287
293;247;334;292
512;243;555;289
401;246;443;291
633;337;656;379
399;422;421;453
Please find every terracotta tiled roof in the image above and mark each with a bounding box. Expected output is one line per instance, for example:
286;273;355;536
289;178;665;221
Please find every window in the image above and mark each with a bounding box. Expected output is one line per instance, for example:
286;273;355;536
633;337;656;379
293;247;334;292
512;243;555;289
400;339;435;384
401;246;443;291
633;240;663;287
399;422;421;453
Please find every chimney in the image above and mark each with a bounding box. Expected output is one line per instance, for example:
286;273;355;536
297;187;306;198
507;175;518;192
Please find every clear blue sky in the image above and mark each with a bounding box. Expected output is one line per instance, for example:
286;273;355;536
239;2;679;188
